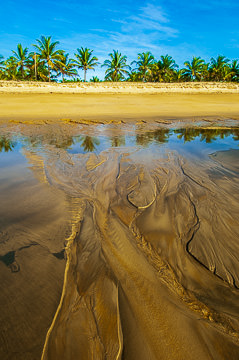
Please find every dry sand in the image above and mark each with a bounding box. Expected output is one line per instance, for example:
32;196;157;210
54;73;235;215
0;82;239;124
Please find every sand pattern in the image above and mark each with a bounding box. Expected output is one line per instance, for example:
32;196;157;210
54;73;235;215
1;122;239;359
31;144;239;359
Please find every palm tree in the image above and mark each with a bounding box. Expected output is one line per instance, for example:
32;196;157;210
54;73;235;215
148;55;177;82
158;55;178;82
4;57;18;80
209;55;230;82
182;57;205;81
227;60;239;82
33;36;63;82
0;55;5;78
90;76;100;82
131;52;155;81
12;44;29;79
28;52;50;81
55;53;77;82
74;47;98;82
127;71;142;82
102;50;130;81
172;69;185;82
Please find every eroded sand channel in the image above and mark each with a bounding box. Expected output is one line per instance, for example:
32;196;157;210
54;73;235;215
0;122;239;360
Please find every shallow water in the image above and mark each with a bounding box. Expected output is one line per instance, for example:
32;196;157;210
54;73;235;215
0;124;239;360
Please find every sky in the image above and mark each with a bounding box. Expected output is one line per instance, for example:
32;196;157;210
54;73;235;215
0;0;239;79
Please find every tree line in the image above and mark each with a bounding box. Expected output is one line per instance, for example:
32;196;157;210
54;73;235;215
0;36;239;83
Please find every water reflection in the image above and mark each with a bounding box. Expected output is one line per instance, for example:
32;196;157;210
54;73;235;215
1;128;239;154
0;136;15;152
111;136;126;147
77;136;100;152
174;128;239;143
136;129;171;147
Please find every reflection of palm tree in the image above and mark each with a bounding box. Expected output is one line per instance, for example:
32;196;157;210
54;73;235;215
136;133;154;147
0;136;15;152
79;136;100;152
232;129;239;141
111;136;125;147
174;128;200;142
153;129;171;143
174;128;239;143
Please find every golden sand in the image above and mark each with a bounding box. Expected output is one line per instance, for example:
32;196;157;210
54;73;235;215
1;93;239;125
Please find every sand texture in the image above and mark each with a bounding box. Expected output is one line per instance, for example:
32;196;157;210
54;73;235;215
40;141;239;360
1;92;239;124
1;81;239;94
0;122;239;359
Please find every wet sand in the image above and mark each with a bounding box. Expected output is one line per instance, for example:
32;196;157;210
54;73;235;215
1;93;239;123
0;122;239;359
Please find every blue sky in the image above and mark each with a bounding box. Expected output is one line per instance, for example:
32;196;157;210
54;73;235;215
0;0;239;79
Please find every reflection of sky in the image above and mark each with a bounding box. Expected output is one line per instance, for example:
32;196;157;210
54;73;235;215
156;133;239;160
0;129;239;164
68;135;137;155
68;131;239;158
0;141;25;169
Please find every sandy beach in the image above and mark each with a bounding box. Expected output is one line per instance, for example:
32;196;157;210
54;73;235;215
0;84;239;359
0;82;239;123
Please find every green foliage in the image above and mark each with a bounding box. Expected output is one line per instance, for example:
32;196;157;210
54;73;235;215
102;50;130;81
1;38;239;83
90;76;100;82
0;136;15;152
33;36;63;81
148;55;178;82
55;53;77;81
131;52;155;81
182;57;206;81
74;47;98;82
12;44;29;79
209;55;230;81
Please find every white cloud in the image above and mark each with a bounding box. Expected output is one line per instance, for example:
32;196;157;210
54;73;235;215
58;3;180;79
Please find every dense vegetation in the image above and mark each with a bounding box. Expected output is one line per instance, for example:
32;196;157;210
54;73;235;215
0;36;239;82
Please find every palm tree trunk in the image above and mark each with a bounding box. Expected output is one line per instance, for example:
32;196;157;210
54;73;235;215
84;68;86;82
48;62;51;82
21;65;24;79
34;53;37;81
